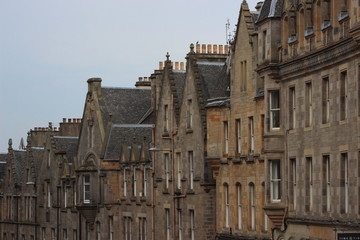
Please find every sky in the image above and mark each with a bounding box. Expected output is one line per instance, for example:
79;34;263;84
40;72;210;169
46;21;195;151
0;0;259;152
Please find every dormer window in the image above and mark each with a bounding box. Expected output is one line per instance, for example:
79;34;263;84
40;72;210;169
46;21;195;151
83;175;90;204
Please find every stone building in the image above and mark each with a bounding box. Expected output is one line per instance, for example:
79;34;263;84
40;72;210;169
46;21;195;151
207;1;272;239
256;0;360;239
151;44;228;240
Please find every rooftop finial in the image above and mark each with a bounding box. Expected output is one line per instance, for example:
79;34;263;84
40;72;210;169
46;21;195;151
166;52;170;61
190;43;194;53
27;131;31;145
8;138;12;150
19;138;25;150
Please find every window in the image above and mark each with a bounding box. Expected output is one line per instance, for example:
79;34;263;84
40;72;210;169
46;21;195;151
63;229;68;240
322;155;331;212
133;167;137;196
143;167;147;197
178;210;183;240
64;185;68;208
306;157;313;211
123;217;132;240
270;90;280;130
263;183;268;232
270;160;281;202
289;87;296;129
340;71;347;120
249;183;255;230
165;209;170;240
164;104;169;132
51;228;56;240
241;61;247;91
46;181;51;208
305;82;312;127
176;153;182;189
41;228;46;240
237;184;242;229
139;217;147;240
109;216;114;240
249;117;254;153
235;119;241;154
83;175;90;204
189;151;194;190
322;77;330;123
73;230;77;240
224;183;230;228
123;168;127;197
190;210;195;240
164;154;170;190
289;159;297;209
262;30;267;60
47;150;51;167
341;153;349;213
73;182;77;206
187;100;193;129
224;121;229;154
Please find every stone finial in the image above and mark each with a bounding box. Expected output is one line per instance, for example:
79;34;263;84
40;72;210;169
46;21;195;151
8;138;12;150
190;43;195;53
48;122;53;130
27;131;31;145
19;138;25;150
255;2;264;12
166;52;170;61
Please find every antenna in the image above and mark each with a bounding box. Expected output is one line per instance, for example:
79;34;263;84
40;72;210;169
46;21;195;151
226;19;231;44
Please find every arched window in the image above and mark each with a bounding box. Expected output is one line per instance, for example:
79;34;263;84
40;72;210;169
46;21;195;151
249;183;255;230
224;183;230;228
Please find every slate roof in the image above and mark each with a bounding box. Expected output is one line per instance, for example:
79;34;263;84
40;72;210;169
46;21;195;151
197;62;230;101
12;150;26;184
53;136;79;164
31;148;45;176
0;154;7;181
173;70;186;105
256;0;284;23
104;124;152;159
99;87;152;126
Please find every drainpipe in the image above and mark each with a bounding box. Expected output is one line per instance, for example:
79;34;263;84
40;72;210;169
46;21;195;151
151;125;156;240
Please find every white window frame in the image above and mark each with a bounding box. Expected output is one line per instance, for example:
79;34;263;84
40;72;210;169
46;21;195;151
189;151;194;190
270;160;281;202
343;153;349;213
178;210;182;240
269;90;280;130
250;184;255;230
224;121;229;154
236;119;241;154
166;209;170;240
306;82;312;127
83;175;90;204
164;154;170;190
143;167;147;197
133;167;137;197
249;117;254;152
123;168;127;197
307;157;313;211
176;153;182;189
324;155;331;212
323;77;330;123
224;183;229;228
237;184;242;230
289;87;296;129
109;216;114;240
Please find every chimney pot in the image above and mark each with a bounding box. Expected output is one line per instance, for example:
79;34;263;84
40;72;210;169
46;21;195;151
138;77;143;81
73;118;76;123
68;119;72;123
225;45;229;53
196;43;200;53
213;45;218;54
63;118;66;123
219;45;223;54
180;62;185;70
175;62;179;70
207;44;212;54
159;62;164;70
202;44;206;53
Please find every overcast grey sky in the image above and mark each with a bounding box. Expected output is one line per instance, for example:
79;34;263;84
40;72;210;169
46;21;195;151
0;0;259;152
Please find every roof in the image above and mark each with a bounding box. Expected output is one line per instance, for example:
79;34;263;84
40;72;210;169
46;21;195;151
256;0;283;23
104;124;152;159
0;154;7;181
197;62;230;101
12;150;26;183
99;87;152;125
173;71;186;107
53;136;79;164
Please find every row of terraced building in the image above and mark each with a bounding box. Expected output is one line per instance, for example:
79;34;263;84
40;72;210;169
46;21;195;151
1;0;360;239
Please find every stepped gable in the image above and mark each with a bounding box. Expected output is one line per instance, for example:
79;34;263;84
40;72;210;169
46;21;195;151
52;136;79;164
256;0;283;23
104;124;152;159
99;87;152;125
